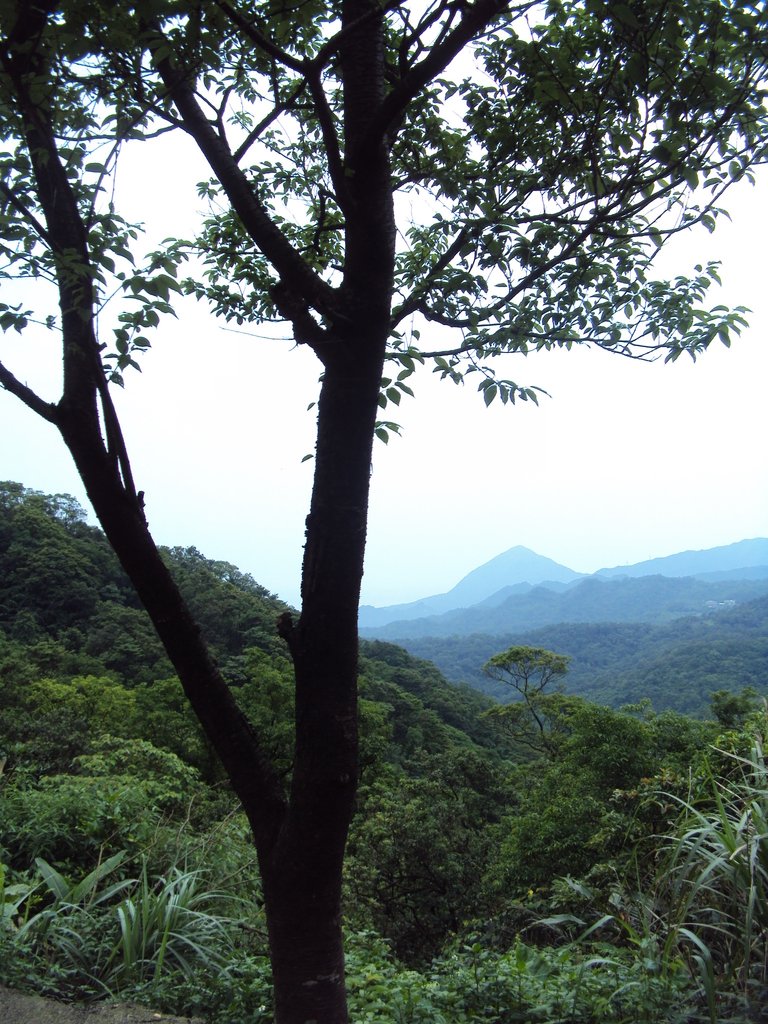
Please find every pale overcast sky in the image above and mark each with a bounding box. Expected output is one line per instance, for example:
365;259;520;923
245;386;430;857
1;137;766;608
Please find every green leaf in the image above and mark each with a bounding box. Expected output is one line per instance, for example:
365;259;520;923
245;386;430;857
483;384;497;407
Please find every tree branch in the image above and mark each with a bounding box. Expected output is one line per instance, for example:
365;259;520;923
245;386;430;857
365;0;512;149
232;78;308;163
147;27;339;321
214;0;304;73
306;66;349;207
391;224;478;326
0;181;55;248
0;361;58;422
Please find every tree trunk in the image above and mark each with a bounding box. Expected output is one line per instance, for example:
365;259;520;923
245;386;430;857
55;361;375;1024
262;859;348;1024
268;341;386;1023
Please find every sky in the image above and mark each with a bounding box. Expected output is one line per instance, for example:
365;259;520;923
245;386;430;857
1;136;767;609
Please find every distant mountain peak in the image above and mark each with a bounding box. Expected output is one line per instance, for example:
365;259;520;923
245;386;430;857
359;546;581;628
446;546;582;604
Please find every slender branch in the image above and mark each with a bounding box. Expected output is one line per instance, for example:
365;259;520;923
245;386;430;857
0;360;58;421
410;316;702;361
147;27;339;321
232;78;307;162
391;224;478;326
213;0;304;73
394;123;745;336
365;0;512;149
306;67;348;206
96;369;139;499
0;181;55;247
400;1;457;65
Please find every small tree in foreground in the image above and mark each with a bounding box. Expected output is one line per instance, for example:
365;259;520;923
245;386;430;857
1;2;767;1020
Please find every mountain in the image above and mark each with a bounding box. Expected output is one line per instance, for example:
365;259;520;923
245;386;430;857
596;538;768;580
360;573;768;641
359;538;768;630
359;546;582;628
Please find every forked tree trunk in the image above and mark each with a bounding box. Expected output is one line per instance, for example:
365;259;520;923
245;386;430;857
55;335;385;1024
56;402;354;1024
4;3;390;1020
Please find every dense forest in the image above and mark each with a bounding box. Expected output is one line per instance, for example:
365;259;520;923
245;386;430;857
2;481;767;1022
401;600;768;713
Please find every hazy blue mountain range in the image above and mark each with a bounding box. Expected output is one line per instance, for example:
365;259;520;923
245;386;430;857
359;539;768;637
596;538;768;580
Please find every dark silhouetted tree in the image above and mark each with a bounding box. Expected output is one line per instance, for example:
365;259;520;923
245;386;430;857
1;2;767;1020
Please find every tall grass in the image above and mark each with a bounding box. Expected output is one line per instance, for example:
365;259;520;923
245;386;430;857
110;860;233;988
656;739;768;1020
4;853;241;1001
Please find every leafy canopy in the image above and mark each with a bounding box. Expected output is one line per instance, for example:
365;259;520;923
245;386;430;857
0;0;765;413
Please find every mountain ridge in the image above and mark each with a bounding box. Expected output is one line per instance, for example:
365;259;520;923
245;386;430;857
360;538;768;631
595;538;768;580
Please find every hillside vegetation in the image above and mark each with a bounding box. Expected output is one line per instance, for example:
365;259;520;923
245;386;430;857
403;598;768;713
2;482;768;1023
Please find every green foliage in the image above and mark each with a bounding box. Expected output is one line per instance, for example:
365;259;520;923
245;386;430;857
2;1;761;390
484;646;572;687
162;0;768;372
162;546;289;664
709;686;763;729
4;482;768;1020
2;851;252;1005
361;640;511;758
231;648;296;782
0;736;207;873
483;645;572;756
110;861;235;990
485;698;676;898
346;749;509;963
655;739;768;1019
401;594;768;717
343;928;690;1024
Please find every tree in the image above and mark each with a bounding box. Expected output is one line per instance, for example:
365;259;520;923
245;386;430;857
710;685;763;729
1;2;767;1020
483;645;571;755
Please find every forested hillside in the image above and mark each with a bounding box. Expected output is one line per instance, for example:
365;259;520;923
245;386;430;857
403;597;768;714
2;482;768;1023
0;483;501;769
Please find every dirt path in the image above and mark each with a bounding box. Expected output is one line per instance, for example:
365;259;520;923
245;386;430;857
0;986;205;1024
